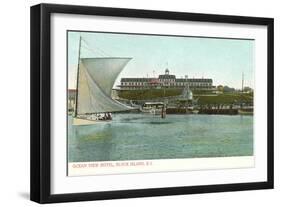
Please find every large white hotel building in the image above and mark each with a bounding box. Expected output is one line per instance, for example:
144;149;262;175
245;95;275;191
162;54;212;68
118;69;214;90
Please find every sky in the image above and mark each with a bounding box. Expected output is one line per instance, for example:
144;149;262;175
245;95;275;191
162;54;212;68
68;31;254;89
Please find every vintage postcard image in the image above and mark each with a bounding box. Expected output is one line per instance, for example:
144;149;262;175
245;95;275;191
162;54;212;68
67;31;254;176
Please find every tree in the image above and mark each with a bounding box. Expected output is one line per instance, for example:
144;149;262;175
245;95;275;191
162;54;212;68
243;86;253;92
223;86;235;92
217;85;224;92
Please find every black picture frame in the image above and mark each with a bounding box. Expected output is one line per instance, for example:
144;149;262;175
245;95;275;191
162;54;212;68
30;3;274;204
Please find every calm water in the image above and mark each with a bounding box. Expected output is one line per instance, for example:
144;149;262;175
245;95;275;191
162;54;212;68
68;114;253;162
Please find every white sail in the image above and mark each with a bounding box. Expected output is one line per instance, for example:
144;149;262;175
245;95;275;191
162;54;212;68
81;58;132;96
76;58;132;114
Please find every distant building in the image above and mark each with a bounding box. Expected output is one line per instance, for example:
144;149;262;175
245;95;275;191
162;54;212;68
118;69;214;90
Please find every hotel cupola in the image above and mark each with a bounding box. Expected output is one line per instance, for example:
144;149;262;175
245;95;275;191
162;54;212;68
159;68;176;81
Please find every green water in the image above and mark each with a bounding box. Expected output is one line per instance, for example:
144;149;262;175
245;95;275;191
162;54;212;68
68;114;253;162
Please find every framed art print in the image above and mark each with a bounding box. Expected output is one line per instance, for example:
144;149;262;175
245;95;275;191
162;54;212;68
30;3;274;203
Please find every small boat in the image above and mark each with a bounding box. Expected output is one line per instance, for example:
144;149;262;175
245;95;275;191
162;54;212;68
191;109;199;114
141;102;165;115
238;109;254;115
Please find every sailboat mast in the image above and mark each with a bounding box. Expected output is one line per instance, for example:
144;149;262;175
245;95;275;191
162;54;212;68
74;36;82;117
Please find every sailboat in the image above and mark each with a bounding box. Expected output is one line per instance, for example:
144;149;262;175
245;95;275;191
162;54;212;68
72;36;133;125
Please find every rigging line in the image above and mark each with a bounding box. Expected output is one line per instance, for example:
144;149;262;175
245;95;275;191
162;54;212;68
81;42;107;57
82;38;111;57
90;45;110;57
84;39;111;57
82;45;107;57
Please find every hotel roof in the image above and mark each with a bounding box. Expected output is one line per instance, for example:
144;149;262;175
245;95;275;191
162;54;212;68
121;77;212;82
